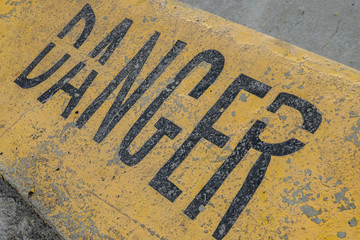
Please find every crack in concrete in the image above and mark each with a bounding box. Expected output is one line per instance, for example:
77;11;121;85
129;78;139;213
0;103;41;138
320;19;342;50
87;191;167;239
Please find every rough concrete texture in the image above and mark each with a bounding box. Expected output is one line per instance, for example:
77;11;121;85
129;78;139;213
1;0;360;239
180;0;360;70
0;177;61;240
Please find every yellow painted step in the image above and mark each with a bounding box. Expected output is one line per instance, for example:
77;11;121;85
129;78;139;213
0;0;359;239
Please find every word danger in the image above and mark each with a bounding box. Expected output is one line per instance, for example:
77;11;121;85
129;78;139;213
14;4;322;240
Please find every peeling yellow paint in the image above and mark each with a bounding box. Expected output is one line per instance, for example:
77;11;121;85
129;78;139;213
0;0;359;239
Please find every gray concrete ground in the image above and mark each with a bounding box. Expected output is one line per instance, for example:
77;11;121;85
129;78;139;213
1;0;360;239
181;0;360;70
0;177;61;240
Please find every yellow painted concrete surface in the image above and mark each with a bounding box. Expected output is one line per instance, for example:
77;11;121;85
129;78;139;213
0;0;359;239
